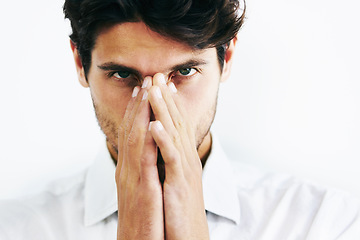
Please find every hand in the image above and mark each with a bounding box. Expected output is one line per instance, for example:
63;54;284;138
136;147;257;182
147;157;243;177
115;77;164;240
148;73;210;240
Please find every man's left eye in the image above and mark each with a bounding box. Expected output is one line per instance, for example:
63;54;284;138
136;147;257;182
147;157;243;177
176;68;197;77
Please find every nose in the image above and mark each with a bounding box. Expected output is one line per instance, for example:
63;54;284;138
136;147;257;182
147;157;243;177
139;72;172;88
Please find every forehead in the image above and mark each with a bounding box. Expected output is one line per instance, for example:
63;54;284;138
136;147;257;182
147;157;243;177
91;22;216;74
95;22;192;54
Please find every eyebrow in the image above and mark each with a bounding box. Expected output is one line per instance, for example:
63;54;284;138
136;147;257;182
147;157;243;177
169;59;208;72
97;63;142;78
97;59;208;78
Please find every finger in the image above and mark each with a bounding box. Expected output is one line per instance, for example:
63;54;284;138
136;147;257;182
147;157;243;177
116;86;142;216
117;86;140;170
148;85;178;143
125;76;152;140
140;125;160;186
152;74;189;138
121;77;153;175
118;84;147;184
126;88;152;179
166;81;197;147
149;120;183;182
117;78;152;187
148;84;190;173
117;78;153;222
151;74;194;161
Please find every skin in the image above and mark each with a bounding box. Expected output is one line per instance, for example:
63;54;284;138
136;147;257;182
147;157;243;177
71;22;236;240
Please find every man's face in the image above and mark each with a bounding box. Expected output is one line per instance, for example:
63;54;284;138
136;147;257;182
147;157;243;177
75;22;233;157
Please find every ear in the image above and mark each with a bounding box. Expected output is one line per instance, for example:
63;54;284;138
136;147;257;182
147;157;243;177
70;40;89;88
220;36;237;83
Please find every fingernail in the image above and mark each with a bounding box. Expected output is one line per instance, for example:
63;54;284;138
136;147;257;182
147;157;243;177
155;121;164;131
159;75;166;85
132;87;140;97
141;78;149;88
155;87;162;99
142;91;148;101
168;82;177;93
148;121;153;131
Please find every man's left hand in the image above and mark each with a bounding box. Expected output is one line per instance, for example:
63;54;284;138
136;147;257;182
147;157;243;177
148;73;210;240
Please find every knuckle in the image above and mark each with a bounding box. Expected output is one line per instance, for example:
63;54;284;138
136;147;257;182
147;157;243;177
174;119;185;130
127;136;137;147
139;155;151;167
115;173;127;189
126;133;138;147
118;123;125;134
171;132;182;146
118;123;125;132
127;127;147;146
115;172;120;184
166;151;181;165
119;177;127;188
115;166;122;183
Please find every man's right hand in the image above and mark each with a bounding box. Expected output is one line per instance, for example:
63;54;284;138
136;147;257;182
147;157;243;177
115;77;164;240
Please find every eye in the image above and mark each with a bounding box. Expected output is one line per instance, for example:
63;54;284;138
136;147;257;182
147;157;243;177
175;68;197;77
113;71;131;80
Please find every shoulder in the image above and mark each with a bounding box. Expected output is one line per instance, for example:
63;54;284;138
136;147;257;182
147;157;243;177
229;159;360;238
229;157;359;201
0;170;87;239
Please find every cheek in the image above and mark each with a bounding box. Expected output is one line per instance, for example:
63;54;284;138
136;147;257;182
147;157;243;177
175;76;219;120
89;79;133;120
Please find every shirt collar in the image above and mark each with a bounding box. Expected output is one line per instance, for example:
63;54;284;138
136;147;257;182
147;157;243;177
84;134;241;226
202;134;241;225
84;140;118;227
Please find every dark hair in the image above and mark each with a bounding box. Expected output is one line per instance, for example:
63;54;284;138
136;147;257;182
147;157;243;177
64;0;245;75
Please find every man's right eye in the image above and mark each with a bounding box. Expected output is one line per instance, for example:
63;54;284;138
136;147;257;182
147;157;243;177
113;71;131;79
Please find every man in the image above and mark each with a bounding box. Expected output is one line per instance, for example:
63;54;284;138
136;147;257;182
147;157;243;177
0;0;359;239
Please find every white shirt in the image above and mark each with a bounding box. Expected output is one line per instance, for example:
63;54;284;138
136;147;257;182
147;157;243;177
0;135;359;239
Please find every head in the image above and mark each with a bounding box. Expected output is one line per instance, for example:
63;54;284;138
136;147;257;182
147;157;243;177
64;0;245;159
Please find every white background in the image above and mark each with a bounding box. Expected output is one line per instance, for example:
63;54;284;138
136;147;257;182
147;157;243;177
0;0;359;199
